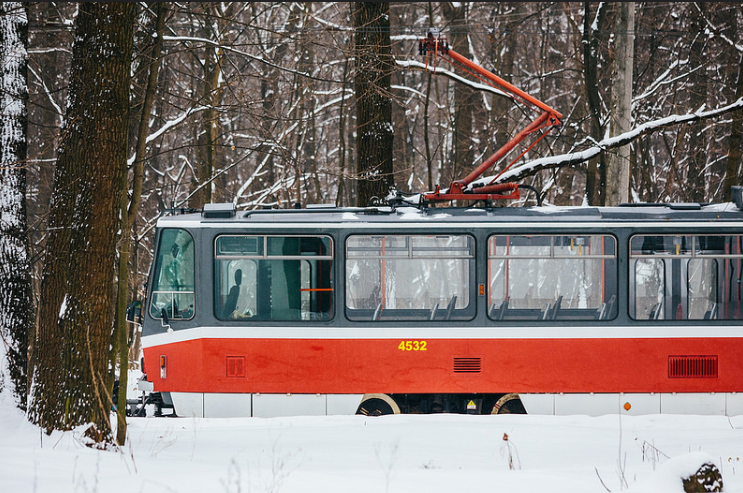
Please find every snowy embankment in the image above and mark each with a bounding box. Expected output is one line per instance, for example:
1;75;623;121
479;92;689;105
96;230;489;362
1;389;742;493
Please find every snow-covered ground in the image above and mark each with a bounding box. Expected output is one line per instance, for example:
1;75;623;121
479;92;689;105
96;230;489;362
1;387;742;493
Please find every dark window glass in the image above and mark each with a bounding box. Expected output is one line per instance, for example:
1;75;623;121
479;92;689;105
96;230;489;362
215;236;333;322
149;229;195;320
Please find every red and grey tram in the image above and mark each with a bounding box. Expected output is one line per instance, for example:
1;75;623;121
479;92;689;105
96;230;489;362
137;190;743;417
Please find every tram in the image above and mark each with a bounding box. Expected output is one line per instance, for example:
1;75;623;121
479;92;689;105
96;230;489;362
135;187;743;417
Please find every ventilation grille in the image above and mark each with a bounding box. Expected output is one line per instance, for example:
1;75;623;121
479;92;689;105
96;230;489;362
668;355;718;378
453;357;481;373
226;356;246;378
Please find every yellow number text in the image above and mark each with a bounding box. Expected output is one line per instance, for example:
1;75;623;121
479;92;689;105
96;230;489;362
398;340;427;351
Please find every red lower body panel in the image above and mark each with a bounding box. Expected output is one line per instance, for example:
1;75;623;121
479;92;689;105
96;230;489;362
143;337;743;394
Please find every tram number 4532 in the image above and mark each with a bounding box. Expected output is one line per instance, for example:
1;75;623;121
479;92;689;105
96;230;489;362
398;340;427;351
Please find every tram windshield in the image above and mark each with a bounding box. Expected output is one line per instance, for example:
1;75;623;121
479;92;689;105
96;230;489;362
630;234;743;320
214;235;333;321
149;228;195;320
345;234;475;321
487;235;617;321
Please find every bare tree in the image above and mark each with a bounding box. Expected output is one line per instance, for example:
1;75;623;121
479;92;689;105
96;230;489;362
582;2;609;205
353;2;394;206
685;3;710;203
0;2;32;409
29;3;135;444
725;48;743;200
442;2;476;185
112;1;167;446
605;2;635;206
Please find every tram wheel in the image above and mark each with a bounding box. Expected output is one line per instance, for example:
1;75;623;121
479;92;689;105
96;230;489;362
356;394;401;416
490;393;527;415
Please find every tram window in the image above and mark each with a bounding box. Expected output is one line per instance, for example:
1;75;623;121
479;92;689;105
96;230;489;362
630;234;743;320
487;235;617;321
149;228;195;320
214;235;333;322
345;235;475;322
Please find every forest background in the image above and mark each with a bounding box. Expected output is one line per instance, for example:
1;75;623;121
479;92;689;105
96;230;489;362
1;2;742;446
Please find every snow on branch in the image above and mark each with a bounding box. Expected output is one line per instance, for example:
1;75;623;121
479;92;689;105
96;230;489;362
28;66;64;126
693;3;743;53
480;98;743;185
632;60;700;104
396;59;511;100
309;12;351;32
127;106;209;166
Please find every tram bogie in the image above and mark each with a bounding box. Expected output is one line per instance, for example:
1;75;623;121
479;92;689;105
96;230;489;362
355;393;527;416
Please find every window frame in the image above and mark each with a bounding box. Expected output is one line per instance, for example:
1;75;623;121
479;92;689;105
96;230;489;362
345;233;476;322
149;228;196;321
486;234;618;322
213;234;334;322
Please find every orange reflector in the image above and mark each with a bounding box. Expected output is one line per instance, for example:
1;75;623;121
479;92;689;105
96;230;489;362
478;283;485;296
623;402;631;411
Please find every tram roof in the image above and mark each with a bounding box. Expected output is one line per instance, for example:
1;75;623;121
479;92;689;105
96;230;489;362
156;201;743;229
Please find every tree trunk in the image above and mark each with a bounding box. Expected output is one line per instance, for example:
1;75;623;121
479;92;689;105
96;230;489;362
422;2;435;192
29;3;135;444
353;2;394;207
190;48;220;209
251;1;283;201
189;4;228;209
443;2;476;186
686;3;709;203
490;3;520;157
605;2;634;206
112;1;166;446
336;55;351;206
583;2;608;206
724;51;743;200
297;3;319;205
0;2;32;409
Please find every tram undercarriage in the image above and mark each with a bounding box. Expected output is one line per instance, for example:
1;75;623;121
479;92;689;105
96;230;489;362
128;389;527;418
128;388;743;418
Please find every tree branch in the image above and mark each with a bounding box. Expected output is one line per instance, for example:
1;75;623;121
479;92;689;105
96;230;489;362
481;98;743;185
396;59;511;100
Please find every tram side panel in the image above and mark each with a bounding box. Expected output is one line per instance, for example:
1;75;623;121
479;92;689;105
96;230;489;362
142;334;743;396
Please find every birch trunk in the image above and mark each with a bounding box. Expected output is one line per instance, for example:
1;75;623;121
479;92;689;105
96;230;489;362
0;2;32;409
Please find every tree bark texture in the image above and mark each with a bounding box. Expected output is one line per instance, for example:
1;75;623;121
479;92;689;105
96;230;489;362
29;3;135;442
113;0;166;446
583;2;608;206
686;3;709;203
724;48;743;200
605;2;635;206
297;3;320;204
490;3;520;155
353;2;394;207
443;2;476;186
0;2;32;409
190;24;221;208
